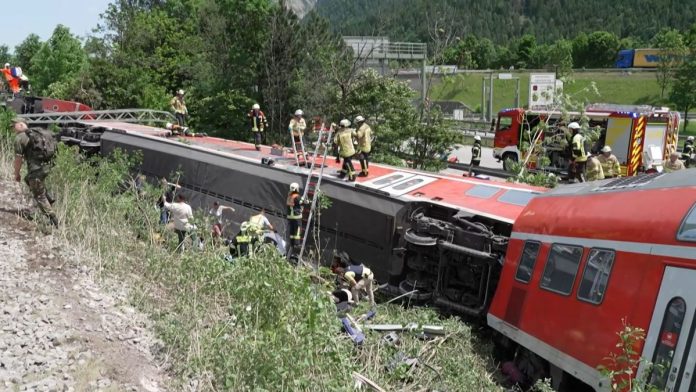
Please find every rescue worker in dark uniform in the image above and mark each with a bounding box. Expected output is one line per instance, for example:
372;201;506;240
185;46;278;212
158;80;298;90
286;182;302;249
248;103;268;151
471;135;482;167
682;136;694;168
334;119;357;181
13;119;58;226
225;221;258;259
332;251;375;306
354;115;372;177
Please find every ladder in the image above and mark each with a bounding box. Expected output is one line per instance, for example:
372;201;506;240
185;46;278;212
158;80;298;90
290;125;308;167
17;109;177;126
298;121;335;262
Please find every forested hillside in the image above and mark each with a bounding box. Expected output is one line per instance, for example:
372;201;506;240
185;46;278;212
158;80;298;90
314;0;695;44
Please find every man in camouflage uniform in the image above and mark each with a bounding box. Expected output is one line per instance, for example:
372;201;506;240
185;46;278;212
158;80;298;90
13;119;58;226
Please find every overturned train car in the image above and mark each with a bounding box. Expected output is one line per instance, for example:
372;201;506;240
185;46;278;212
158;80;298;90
95;124;544;318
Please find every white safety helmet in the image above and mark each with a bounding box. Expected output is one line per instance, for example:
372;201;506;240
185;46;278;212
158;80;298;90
568;122;581;130
165;122;173;130
354;115;365;123
474;135;481;141
240;221;250;232
289;182;300;192
339;119;351;127
294;109;303;117
688;136;695;141
602;145;612;153
252;103;260;110
177;89;185;95
3;63;9;68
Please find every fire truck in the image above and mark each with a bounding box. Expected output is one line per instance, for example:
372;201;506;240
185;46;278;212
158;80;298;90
492;104;680;176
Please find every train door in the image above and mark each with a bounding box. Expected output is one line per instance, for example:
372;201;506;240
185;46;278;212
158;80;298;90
641;267;696;391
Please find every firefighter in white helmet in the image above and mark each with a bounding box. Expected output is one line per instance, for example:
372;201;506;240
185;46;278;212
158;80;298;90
248;103;268;151
286;182;302;249
569;122;587;182
170;89;188;126
682;136;694;168
354;115;372;177
334;119;357;181
598;145;621;178
665;151;686;173
289;110;307;165
471;135;482;167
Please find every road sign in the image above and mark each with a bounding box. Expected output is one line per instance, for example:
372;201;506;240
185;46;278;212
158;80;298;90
498;73;513;80
529;73;557;110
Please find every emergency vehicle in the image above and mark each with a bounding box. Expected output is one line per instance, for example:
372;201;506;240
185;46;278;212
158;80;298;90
63;116;694;391
492;104;680;176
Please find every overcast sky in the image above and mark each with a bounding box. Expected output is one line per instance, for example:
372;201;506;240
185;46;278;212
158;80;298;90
3;0;112;51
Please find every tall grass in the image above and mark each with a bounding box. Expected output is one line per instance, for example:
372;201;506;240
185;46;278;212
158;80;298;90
1;141;504;391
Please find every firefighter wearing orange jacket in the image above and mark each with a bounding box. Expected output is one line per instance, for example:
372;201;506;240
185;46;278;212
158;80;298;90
248;103;268;151
286;182;302;249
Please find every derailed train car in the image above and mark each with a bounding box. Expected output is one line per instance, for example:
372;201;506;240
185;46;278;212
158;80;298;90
94;122;543;317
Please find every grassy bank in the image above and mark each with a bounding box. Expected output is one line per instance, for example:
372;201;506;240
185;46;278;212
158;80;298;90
432;71;663;114
0;130;507;391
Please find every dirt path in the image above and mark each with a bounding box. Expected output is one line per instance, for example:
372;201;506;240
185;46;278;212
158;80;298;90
0;181;169;392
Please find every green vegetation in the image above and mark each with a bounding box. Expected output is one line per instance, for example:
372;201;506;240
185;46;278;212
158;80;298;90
432;72;661;114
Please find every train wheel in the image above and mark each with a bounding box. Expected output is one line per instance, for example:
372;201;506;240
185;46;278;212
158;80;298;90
404;229;437;247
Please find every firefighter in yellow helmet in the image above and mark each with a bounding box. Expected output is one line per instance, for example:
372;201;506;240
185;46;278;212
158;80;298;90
585;153;605;181
286;182;302;249
225;221;258;260
334;119;357;181
354;115;372;177
598;145;621;178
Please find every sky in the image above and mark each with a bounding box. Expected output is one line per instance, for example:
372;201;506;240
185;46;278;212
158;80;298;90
2;0;113;51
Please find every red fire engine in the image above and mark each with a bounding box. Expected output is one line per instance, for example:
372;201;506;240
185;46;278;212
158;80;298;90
488;171;696;391
492;104;680;176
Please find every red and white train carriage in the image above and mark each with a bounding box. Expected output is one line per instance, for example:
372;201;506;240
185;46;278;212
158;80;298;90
488;170;696;391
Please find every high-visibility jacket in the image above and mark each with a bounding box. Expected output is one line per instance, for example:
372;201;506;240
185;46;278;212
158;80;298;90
231;231;256;257
586;156;605;181
355;124;372;153
334;128;356;158
598;154;621;178
289;118;306;137
471;142;482;162
248;110;268;132
2;68;19;93
170;96;187;114
286;192;302;219
571;133;587;162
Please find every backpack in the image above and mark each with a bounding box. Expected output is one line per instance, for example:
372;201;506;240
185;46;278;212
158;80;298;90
26;128;57;162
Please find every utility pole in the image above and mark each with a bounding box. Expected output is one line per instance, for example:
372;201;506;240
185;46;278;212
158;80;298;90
515;78;520;108
481;78;487;121
488;73;494;123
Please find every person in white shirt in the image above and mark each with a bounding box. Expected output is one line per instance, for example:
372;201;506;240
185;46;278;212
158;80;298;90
163;193;194;251
209;201;235;239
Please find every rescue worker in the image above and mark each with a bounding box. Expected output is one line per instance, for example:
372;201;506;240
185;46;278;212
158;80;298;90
286;182;302;249
333;251;375;307
289;109;307;164
664;151;686;173
248;103;268;151
249;208;274;235
13;119;58;226
162;193;194;252
225;221;258;259
569;122;587;182
471;135;482;167
682;136;694;168
170;89;188;126
585;153;605;181
354;115;372;177
334;119;357;181
598;145;621;178
2;63;20;94
209;201;235;239
165;122;188;136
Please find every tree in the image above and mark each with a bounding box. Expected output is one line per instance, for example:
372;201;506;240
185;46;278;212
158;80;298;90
0;45;12;67
30;25;87;95
670;59;696;130
14;34;42;74
548;39;574;77
652;29;687;97
571;32;590;68
584;31;620;68
515;34;537;69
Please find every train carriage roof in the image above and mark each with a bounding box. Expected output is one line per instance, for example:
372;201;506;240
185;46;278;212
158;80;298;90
84;121;546;224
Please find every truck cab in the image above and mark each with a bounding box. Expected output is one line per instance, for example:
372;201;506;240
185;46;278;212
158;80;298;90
493;108;524;170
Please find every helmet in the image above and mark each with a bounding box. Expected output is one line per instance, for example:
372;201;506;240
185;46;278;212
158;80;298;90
688;136;695;141
3;63;9;68
474;135;481;141
252;103;260;110
240;221;250;232
568;122;581;130
339;119;351;127
354;115;365;123
294;109;303;117
601;145;612;153
289;182;299;192
177;89;185;95
337;251;351;265
165;122;173;130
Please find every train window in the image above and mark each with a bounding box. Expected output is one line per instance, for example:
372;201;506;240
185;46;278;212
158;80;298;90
498;190;540;206
577;249;615;305
515;241;541;283
465;185;500;199
677;203;696;242
540;244;584;295
649;297;686;390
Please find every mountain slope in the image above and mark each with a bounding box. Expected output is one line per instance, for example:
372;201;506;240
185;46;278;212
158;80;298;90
313;0;696;43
